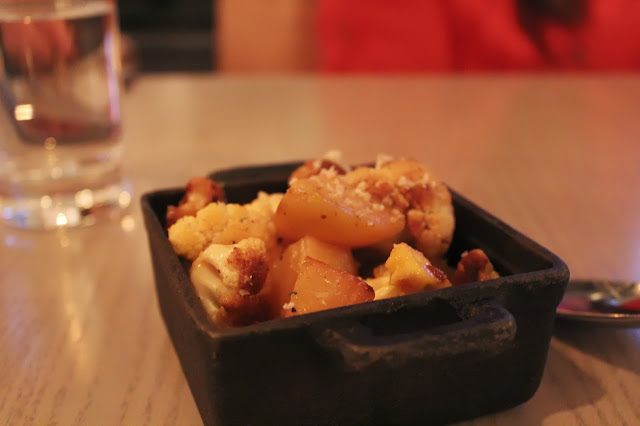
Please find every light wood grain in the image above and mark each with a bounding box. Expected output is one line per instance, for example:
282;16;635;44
1;74;639;425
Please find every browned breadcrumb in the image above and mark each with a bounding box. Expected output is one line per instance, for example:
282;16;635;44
303;168;407;229
288;158;349;185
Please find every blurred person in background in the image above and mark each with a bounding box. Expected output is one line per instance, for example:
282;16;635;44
217;0;640;72
217;0;318;71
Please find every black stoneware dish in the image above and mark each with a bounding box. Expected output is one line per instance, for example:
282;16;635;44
141;162;569;426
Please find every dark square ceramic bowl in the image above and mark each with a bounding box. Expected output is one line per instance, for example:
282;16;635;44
141;162;569;426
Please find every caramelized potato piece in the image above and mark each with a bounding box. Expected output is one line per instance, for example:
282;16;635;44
274;177;405;247
268;236;358;316
284;257;374;317
366;243;451;300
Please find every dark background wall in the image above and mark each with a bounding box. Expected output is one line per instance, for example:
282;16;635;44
118;0;215;72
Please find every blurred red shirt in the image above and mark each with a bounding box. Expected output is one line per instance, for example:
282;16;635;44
317;0;640;72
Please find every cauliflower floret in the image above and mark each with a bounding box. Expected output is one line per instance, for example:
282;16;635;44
190;238;273;327
404;181;455;260
166;176;225;226
168;191;283;261
453;249;500;285
365;243;451;300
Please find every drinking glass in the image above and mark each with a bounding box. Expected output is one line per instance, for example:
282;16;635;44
0;0;130;229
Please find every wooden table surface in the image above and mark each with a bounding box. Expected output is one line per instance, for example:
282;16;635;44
2;74;639;425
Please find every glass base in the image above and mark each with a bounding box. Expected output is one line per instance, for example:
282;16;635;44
0;180;132;230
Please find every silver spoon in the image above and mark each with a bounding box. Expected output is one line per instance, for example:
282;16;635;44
556;279;640;326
